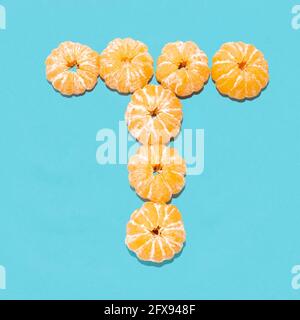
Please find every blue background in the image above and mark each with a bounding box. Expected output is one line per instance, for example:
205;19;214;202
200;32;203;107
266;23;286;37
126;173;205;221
0;0;300;300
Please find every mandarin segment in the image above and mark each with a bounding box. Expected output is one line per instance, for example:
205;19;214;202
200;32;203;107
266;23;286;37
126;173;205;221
45;41;99;96
99;38;154;94
125;202;186;263
212;42;269;100
125;85;183;145
128;145;186;203
156;41;210;97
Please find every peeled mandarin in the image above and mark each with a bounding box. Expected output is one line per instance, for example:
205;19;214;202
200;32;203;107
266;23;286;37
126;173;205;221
156;41;210;97
45;41;99;96
126;202;186;263
125;84;183;145
128;144;186;203
99;38;154;94
212;42;269;100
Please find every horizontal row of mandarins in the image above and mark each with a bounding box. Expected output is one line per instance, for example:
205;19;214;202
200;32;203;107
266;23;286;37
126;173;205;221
45;38;269;101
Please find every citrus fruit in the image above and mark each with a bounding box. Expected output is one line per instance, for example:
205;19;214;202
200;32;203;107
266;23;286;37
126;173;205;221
128;144;186;203
99;38;154;94
125;84;183;145
156;41;210;97
126;202;186;263
45;41;99;96
212;42;269;100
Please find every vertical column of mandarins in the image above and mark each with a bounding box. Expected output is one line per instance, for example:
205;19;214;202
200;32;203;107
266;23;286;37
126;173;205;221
125;84;187;263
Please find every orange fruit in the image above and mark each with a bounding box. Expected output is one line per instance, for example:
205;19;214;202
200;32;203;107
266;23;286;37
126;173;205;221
156;41;210;97
125;84;183;145
45;41;99;96
99;38;154;94
128;144;186;203
212;42;269;100
126;202;186;263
